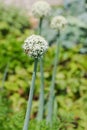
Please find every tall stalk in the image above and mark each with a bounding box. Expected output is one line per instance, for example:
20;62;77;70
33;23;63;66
37;18;44;121
47;31;60;123
39;18;43;35
23;59;38;130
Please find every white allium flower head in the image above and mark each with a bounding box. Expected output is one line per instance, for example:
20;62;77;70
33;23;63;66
32;1;51;18
23;35;48;58
51;16;67;30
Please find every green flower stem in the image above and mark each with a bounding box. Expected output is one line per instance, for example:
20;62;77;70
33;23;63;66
47;31;60;123
37;18;44;121
37;57;44;121
23;59;38;130
39;17;43;35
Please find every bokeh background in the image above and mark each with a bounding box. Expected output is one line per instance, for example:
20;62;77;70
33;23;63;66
0;0;87;129
3;0;62;8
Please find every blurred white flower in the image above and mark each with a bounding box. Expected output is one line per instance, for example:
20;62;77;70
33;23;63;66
23;35;48;58
32;1;51;18
51;16;67;30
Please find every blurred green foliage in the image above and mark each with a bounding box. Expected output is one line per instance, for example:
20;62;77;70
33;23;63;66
41;0;87;53
0;2;31;36
0;93;76;130
0;1;87;130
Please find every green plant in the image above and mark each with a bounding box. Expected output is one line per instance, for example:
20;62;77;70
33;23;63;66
47;32;60;123
47;16;67;123
22;34;48;130
23;59;38;130
31;1;51;122
37;18;45;121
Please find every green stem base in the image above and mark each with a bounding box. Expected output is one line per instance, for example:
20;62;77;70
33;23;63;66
23;59;38;130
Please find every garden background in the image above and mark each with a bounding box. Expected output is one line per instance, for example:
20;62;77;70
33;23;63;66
0;0;87;129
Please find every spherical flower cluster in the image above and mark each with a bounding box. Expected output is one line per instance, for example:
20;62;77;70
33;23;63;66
23;35;48;58
32;1;51;18
51;16;67;30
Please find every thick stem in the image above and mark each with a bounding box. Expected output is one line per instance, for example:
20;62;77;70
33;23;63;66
37;18;44;121
23;59;38;130
37;57;44;121
47;32;60;123
39;17;43;35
